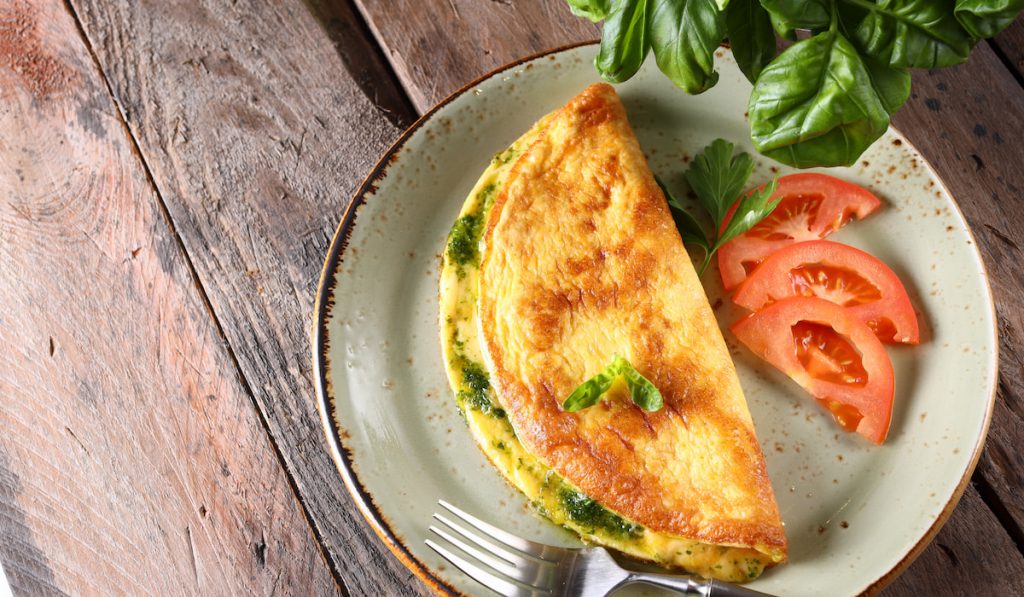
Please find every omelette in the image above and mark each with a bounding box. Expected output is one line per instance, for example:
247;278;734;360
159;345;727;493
438;83;786;582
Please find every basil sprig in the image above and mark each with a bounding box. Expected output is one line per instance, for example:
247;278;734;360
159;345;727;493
563;356;664;412
567;0;1023;168
659;138;780;275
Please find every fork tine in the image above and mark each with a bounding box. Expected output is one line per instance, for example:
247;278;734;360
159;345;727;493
434;513;549;568
432;517;556;589
438;500;566;562
428;524;530;582
425;539;539;597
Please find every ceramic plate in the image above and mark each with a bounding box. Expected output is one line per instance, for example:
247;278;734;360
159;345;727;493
313;44;997;596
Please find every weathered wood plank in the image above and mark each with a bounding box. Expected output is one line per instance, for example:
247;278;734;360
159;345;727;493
66;0;424;593
355;1;1024;592
305;0;417;129
880;485;1024;596
0;0;339;594
992;18;1024;84
353;0;599;112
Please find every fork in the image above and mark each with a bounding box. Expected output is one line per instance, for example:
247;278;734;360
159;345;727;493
426;500;774;596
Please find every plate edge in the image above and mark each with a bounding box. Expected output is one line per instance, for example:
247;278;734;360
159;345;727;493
859;130;1000;597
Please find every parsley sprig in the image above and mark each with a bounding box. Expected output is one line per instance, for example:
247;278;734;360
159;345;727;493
658;138;780;276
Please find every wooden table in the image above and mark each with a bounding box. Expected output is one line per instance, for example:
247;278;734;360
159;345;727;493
1;1;1022;594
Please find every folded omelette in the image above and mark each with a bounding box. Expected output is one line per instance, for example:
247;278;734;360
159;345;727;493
438;83;786;582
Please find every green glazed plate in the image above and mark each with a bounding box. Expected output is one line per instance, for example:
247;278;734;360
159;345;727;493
313;43;997;596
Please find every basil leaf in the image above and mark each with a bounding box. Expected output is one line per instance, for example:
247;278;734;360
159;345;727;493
716;177;780;247
848;0;975;68
955;0;1024;38
759;0;833;31
748;29;890;168
563;367;616;411
563;356;664;412
648;0;726;94
567;0;612;23
726;0;777;83
621;366;664;411
862;54;911;115
684;138;754;228
596;0;651;83
768;10;798;41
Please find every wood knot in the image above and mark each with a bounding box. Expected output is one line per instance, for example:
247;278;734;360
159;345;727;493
253;535;267;568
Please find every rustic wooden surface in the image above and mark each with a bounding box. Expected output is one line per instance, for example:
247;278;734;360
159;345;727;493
1;0;1022;595
64;0;424;593
353;0;599;112
0;0;338;594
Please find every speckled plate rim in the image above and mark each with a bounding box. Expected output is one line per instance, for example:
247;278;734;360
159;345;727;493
311;41;999;597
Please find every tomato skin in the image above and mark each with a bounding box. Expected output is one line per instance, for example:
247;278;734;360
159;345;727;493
731;296;895;444
733;240;920;345
718;173;881;290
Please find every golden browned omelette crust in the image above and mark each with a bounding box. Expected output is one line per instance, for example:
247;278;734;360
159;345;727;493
478;83;787;555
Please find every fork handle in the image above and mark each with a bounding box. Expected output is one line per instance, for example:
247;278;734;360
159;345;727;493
624;572;774;597
703;579;775;597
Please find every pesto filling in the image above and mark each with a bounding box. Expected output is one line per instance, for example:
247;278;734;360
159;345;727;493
446;213;481;269
445;183;499;277
492;147;519;167
557;484;644;539
450;336;505;418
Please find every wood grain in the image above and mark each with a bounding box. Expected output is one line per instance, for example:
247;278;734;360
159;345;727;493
992;19;1024;83
353;0;599;112
354;2;1024;593
45;0;1024;594
304;0;417;130
65;0;426;593
0;0;338;594
879;487;1024;596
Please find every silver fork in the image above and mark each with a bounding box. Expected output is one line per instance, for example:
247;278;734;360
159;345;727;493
426;500;774;597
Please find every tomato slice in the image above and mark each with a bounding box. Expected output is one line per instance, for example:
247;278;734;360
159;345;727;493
718;173;881;290
733;240;919;344
731;296;894;444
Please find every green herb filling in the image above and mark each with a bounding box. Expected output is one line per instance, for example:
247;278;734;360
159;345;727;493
457;359;505;418
446;213;482;270
558;487;644;539
492;148;519;167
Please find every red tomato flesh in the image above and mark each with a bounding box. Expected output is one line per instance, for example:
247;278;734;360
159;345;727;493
718;173;881;290
733;240;920;344
731;296;895;444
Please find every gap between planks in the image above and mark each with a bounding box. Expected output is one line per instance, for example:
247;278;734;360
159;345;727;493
988;39;1024;90
59;0;351;593
972;470;1024;557
306;0;419;125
